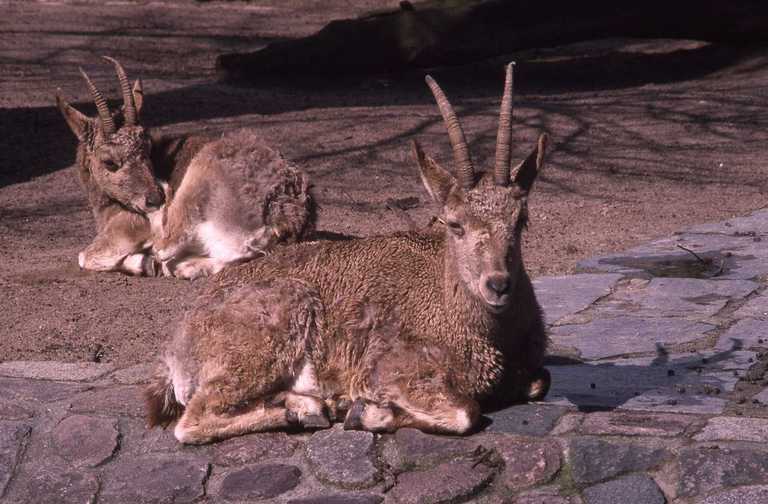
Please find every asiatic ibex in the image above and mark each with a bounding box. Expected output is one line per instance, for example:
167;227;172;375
57;58;313;278
146;63;550;443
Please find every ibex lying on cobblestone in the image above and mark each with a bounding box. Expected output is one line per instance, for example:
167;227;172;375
146;64;550;443
57;58;313;278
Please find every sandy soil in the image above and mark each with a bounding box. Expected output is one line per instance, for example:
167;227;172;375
2;0;768;365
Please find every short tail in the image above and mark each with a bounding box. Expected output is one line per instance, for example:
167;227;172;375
144;362;185;428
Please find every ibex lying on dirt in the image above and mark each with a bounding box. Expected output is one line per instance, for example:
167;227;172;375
57;58;313;278
146;64;550;443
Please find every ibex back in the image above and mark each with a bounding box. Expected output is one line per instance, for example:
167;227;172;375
146;64;550;443
57;58;314;278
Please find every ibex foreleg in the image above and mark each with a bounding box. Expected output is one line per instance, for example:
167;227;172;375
79;211;155;276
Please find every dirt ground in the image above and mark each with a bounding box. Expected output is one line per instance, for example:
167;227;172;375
2;0;768;365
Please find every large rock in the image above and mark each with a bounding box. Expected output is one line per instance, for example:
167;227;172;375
387;459;495;504
288;495;383;504
0;377;87;404
678;446;768;497
578;411;700;437
214;464;301;501
68;385;145;417
697;485;768;504
481;434;561;491
389;428;482;470
8;467;99;504
51;414;119;467
100;456;210;503
0;421;31;498
533;274;622;324
568;437;669;485
694;416;768;442
716;318;768;351
305;428;379;489
582;474;665;504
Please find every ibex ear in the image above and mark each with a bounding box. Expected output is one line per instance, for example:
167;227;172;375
56;94;90;141
132;78;144;118
512;133;548;193
412;140;457;205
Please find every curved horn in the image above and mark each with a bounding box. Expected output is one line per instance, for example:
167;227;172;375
425;75;475;190
79;67;115;135
102;56;137;126
494;62;514;186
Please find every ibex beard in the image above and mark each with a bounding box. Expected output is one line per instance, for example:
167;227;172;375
146;63;551;443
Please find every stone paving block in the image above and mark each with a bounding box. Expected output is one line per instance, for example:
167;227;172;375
8;466;99;504
0;403;34;421
0;421;31;498
389;428;481;470
677;446;768;497
119;418;195;456
110;363;154;384
387;459;495;504
485;404;568;436
288;495;383;504
211;464;301;501
481;434;562;491
546;351;753;413
568;437;669;485
100;456;210;503
687;209;768;235
305;428;378;489
609;277;759;319
533;274;622;324
733;294;768;320
696;485;768;504
754;387;768;404
0;377;88;404
68;384;145;417
694;416;768;442
579;411;700;437
582;474;665;504
716;318;768;351
550;317;715;360
0;361;114;382
51;414;118;467
213;432;299;466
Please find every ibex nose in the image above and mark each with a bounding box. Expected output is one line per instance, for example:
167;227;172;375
145;189;165;209
486;274;510;296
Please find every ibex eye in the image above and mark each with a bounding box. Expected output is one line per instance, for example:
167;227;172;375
446;221;464;236
103;160;119;172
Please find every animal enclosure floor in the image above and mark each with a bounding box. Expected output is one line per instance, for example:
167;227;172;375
2;0;768;364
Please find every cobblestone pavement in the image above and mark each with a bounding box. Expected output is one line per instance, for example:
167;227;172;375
3;211;768;503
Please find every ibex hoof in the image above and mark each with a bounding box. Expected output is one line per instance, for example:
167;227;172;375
302;414;331;429
343;399;366;431
527;367;551;401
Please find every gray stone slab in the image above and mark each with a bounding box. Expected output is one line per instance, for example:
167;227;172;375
694;417;768;442
697;485;768;504
734;294;768;320
305;429;378;489
607;277;759;319
388;428;481;471
0;403;34;421
109;363;154;385
583;474;665;504
546;351;754;413
550;317;715;360
213;432;298;466
687;209;768;235
568;437;669;485
678;446;768;497
0;377;88;404
481;434;561;491
716;318;768;351
8;467;100;504
533;274;622;324
68;385;145;417
0;361;114;382
0;421;31;498
52;414;118;468
288;496;383;504
754;387;768;404
485;404;568;436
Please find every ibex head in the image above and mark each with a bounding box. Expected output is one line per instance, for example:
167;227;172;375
56;57;165;214
414;63;547;313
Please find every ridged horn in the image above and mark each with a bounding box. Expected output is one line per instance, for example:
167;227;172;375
79;67;115;135
494;62;515;186
102;56;137;126
425;75;475;190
